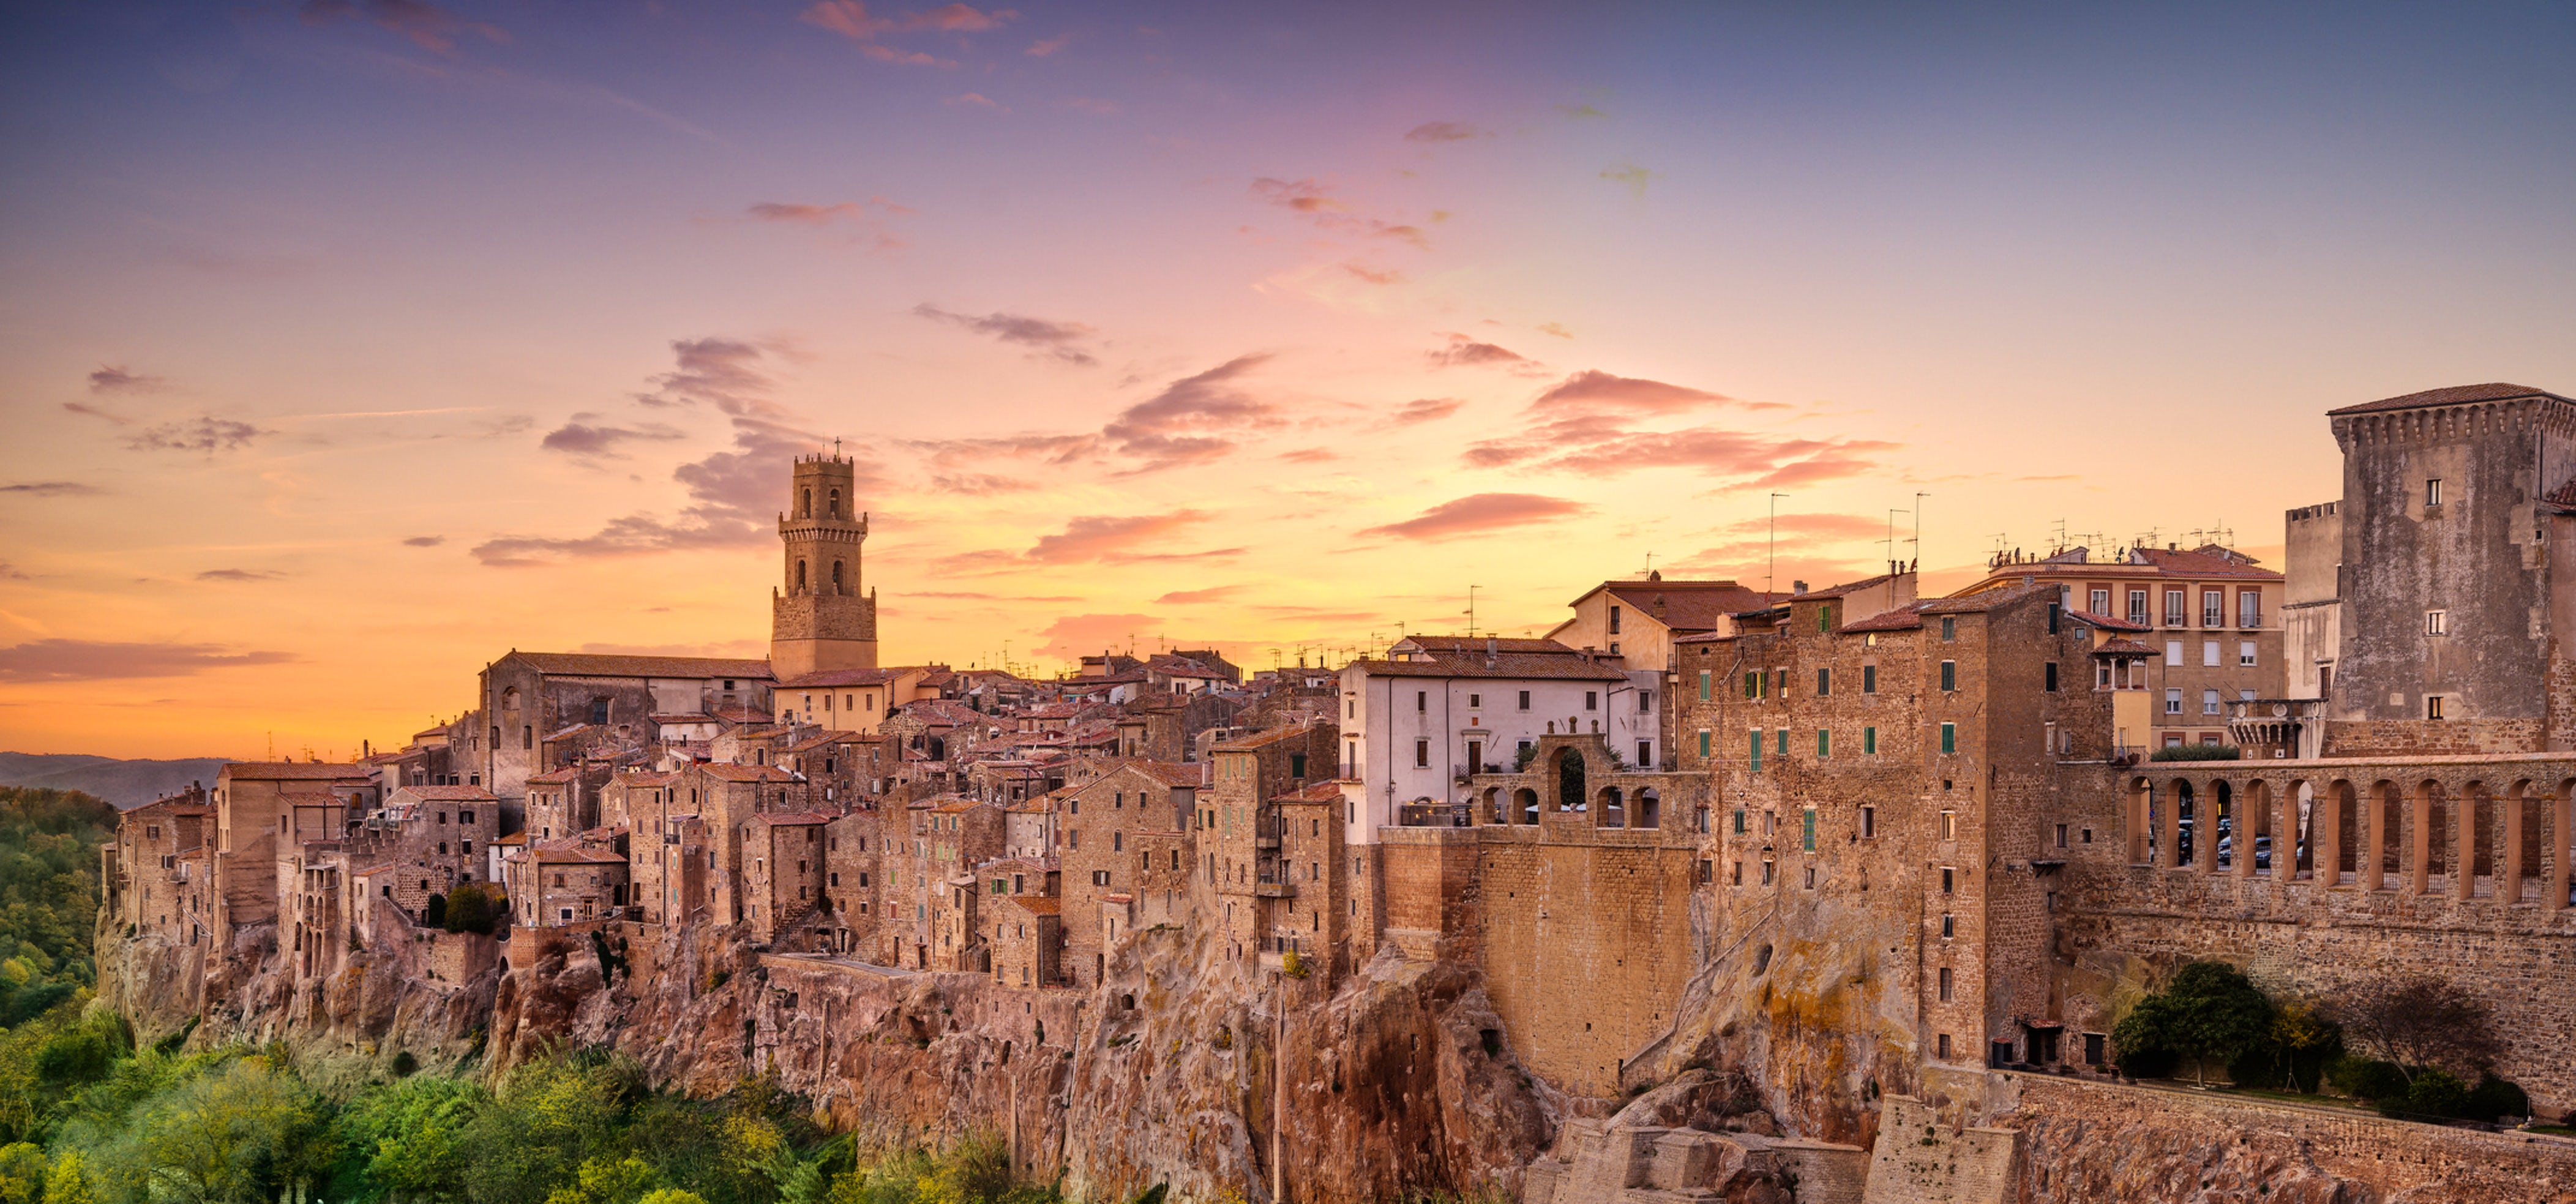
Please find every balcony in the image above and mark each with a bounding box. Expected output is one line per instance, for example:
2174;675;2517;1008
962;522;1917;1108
2239;612;2264;629
1398;802;1475;828
1251;875;1295;898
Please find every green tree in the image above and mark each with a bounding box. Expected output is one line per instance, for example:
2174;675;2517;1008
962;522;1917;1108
0;1142;47;1204
2111;962;2274;1086
335;1072;487;1203
442;886;506;937
45;1150;97;1204
0;789;119;1028
91;1055;330;1204
459;1058;624;1204
544;1155;658;1204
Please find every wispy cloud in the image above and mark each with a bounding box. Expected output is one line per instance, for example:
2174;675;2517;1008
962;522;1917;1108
945;92;1007;113
1034;612;1159;660
1457;370;1888;485
913;303;1095;365
1099;354;1279;472
799;1;1014;65
1403;121;1483;143
402;536;444;547
1385;398;1464;427
475;338;852;566
1028;510;1210;563
89;365;162;393
1026;33;1069;56
539;414;687;458
743;198;912;250
1279;447;1339;463
133;416;266;454
196;568;285;582
1156;585;1242;605
1359;493;1590;542
298;0;509;55
0;482;104;498
1250;178;1428;249
1601;163;1653;198
1428;334;1543;373
0;638;297;682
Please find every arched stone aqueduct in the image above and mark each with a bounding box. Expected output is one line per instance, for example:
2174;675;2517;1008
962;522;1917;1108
2128;755;2576;909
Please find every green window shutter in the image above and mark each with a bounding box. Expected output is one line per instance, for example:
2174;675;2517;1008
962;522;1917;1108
1748;731;1762;772
1802;810;1816;852
1777;728;1789;755
1698;730;1711;758
1819;605;1833;633
1699;670;1713;701
1744;671;1759;700
1816;667;1830;696
1817;729;1830;758
1941;660;1956;691
1941;722;1956;754
1863;664;1877;694
1864;726;1878;755
1733;808;1747;834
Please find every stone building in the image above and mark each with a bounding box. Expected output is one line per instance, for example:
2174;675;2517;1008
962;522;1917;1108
208;761;375;937
515;840;629;927
473;651;773;807
108;785;209;943
1061;760;1204;985
2316;382;2576;752
1958;544;2285;751
771;452;880;677
740;812;832;943
987;892;1062;989
1548;575;1784;671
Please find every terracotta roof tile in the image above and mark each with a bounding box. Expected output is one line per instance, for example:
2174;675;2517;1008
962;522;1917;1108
2067;610;2151;633
2092;637;2162;657
220;762;375;781
392;785;501;801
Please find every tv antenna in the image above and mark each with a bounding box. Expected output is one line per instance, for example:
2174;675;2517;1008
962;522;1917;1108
1768;492;1789;597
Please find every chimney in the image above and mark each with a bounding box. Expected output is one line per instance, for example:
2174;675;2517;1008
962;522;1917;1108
1792;580;1808;595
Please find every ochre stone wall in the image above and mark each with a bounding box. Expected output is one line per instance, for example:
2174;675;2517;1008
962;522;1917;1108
1470;828;1699;1096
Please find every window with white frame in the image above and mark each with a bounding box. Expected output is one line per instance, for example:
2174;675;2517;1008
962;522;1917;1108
2089;588;2110;615
2425;610;2447;636
2203;640;2220;667
2164;589;2187;626
2128;589;2149;624
2203;688;2222;715
2165;687;2182;714
2202;589;2224;627
2239;640;2256;667
2166;640;2183;664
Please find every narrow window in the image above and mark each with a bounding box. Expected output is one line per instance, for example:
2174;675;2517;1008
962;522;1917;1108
2239;641;2256;667
1939;722;1956;753
1939;810;1956;840
1608;604;1621;634
1468;692;1481;708
2165;687;2183;714
1860;806;1876;839
1802;809;1816;851
1517;690;1531;710
2203;589;2223;627
2054;823;2068;848
1938;967;1953;1001
1941;913;1955;939
2425;610;2447;636
1941;866;1955;893
1416;690;1427;712
1584;690;1598;711
1863;726;1877;755
1745;671;1761;700
1698;670;1712;701
2203;640;2220;667
1940;660;1956;691
1816;667;1830;696
1414;739;1429;768
1819;605;1833;632
1816;729;1830;759
1862;664;1877;694
1777;728;1789;755
2203;688;2221;716
1748;731;1763;772
1697;730;1711;758
1941;616;1956;641
2427;695;2446;720
2425;477;2442;507
2043;662;2058;692
1636;740;1653;766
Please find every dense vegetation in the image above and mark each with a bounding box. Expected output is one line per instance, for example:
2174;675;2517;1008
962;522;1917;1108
2111;960;2533;1123
0;1018;1061;1204
0;788;119;1028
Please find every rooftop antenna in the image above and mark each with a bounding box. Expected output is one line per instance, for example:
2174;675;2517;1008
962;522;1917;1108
1464;584;1481;638
1884;507;1910;570
2050;518;2068;552
1641;552;1655;577
832;436;842;458
1768;492;1789;597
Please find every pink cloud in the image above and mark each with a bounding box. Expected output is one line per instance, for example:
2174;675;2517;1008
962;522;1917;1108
1428;334;1541;373
1027;33;1071;56
1035;612;1162;660
1027;510;1210;563
1358;493;1590;542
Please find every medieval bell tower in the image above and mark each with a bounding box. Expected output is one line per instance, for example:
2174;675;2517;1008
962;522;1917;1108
770;452;879;677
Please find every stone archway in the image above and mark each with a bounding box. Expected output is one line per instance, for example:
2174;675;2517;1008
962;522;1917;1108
1556;747;1586;812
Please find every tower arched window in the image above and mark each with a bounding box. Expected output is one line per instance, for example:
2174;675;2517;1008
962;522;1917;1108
833;560;845;594
800;487;811;518
828;488;841;518
796;560;807;592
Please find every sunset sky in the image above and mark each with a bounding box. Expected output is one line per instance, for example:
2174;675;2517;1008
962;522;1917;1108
4;2;2574;759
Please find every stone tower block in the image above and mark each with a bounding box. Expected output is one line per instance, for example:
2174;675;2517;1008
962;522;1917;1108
771;453;878;676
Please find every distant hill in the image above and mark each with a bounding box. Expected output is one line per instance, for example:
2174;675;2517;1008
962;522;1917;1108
0;752;232;809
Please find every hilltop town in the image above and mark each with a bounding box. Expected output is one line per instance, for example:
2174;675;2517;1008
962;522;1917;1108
97;383;2576;1203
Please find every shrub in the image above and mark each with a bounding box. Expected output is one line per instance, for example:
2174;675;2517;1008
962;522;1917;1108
2387;1068;2471;1120
444;884;506;936
2465;1073;2531;1123
2326;1055;2408;1101
392;1050;418;1077
422;893;448;929
2149;744;2242;761
1279;949;1309;979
